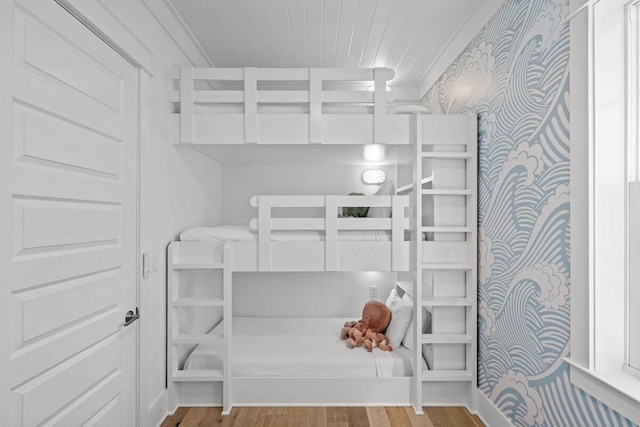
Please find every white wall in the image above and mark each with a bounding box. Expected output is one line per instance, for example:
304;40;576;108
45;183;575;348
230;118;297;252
59;1;223;425
233;272;396;318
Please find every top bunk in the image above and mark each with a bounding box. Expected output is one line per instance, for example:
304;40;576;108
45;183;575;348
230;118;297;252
171;67;428;145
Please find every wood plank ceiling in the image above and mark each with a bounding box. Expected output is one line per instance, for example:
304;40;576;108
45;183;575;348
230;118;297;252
164;0;489;87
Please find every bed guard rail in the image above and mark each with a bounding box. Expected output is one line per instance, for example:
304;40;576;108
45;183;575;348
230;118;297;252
172;67;395;145
249;194;410;271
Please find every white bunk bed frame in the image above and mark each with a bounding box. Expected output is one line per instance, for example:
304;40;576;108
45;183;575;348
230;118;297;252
168;67;478;416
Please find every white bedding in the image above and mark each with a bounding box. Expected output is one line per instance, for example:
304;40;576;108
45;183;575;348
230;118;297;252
183;317;423;377
180;225;399;242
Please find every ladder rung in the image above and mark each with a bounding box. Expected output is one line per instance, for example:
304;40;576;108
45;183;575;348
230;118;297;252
421;263;473;271
172;370;224;382
172;298;224;307
173;334;223;344
422;298;473;307
422;226;473;233
421;189;472;196
422;334;473;344
172;263;224;270
421;152;472;159
422;370;473;382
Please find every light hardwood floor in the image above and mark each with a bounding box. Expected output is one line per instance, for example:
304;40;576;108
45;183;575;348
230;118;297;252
160;406;486;427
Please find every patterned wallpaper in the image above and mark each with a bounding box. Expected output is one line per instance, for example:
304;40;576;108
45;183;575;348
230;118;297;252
424;1;636;426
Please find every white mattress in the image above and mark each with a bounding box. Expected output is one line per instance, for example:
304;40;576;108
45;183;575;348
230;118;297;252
183;317;424;377
180;225;400;242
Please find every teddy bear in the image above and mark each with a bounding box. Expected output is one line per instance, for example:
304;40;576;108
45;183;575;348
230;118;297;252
340;300;393;352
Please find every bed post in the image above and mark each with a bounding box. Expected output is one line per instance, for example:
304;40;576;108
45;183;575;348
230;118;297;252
411;113;424;414
222;243;233;415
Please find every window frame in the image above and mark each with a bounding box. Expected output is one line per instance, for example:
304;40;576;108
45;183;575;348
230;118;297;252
568;0;640;424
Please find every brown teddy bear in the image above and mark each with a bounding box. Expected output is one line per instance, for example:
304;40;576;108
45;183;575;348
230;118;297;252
340;300;393;352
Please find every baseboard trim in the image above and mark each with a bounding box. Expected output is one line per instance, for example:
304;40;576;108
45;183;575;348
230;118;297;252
476;389;514;427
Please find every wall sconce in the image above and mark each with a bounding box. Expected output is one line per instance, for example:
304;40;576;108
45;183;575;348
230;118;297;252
363;144;386;162
362;169;386;185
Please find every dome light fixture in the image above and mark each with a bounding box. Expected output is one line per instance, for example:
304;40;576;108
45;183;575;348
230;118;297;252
362;169;386;185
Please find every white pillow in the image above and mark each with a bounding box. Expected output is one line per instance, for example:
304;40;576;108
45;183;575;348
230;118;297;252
401;293;432;350
385;289;413;348
367;180;395;218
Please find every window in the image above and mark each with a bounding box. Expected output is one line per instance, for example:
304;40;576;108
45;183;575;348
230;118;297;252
628;0;640;377
568;0;640;424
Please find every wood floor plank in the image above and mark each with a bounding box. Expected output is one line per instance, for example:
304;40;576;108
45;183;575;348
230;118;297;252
327;407;349;424
241;407;267;427
221;407;248;427
462;408;485;427
385;407;413;426
403;407;435;427
160;407;190;427
345;407;370;427
366;407;391;427
444;407;476;427
179;407;223;426
311;407;328;427
424;407;454;427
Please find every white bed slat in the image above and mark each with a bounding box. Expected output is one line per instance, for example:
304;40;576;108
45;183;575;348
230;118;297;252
180;68;194;143
258;196;271;271
310;68;322;144
244;67;257;144
325;196;338;271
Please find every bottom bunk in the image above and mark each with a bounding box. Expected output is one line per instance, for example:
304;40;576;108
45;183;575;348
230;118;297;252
171;314;473;408
182;317;421;377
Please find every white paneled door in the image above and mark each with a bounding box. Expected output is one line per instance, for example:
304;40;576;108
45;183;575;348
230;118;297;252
0;0;139;426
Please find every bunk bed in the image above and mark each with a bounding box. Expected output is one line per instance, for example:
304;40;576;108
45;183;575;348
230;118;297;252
168;67;478;416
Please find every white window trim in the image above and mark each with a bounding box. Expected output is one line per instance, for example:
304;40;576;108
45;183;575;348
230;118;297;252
568;0;640;424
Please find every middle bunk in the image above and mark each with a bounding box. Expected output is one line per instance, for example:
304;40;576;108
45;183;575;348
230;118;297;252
176;192;412;272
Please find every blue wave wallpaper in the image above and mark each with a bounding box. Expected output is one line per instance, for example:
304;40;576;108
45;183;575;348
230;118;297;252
424;1;636;426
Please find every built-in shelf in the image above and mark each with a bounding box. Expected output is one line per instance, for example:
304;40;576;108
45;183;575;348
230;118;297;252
172;298;224;307
172;263;224;270
172;370;224;382
396;176;433;194
421;370;474;382
421;334;473;344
